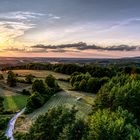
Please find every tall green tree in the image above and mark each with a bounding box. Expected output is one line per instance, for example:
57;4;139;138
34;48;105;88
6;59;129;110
25;74;34;84
45;74;56;88
7;71;17;87
95;74;140;120
88;107;140;140
25;92;44;113
32;79;46;94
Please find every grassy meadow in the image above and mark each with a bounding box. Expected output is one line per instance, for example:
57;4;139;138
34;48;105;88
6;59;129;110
14;90;93;133
0;79;29;112
3;95;28;112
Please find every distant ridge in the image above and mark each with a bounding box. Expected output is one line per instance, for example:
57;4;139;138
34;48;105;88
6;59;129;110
0;56;139;67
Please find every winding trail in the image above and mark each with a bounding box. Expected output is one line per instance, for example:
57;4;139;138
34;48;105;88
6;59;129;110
5;108;25;140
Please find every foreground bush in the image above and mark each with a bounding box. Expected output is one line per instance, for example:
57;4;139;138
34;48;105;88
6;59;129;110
88;107;140;140
95;74;140;120
15;106;88;140
15;106;140;140
0;117;10;140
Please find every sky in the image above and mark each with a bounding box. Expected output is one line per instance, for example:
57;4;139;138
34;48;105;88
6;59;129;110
0;0;140;58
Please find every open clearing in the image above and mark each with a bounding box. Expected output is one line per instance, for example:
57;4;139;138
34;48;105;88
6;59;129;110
0;87;28;112
14;90;93;133
0;83;29;113
58;81;95;105
0;88;28;112
4;95;28;112
13;70;69;79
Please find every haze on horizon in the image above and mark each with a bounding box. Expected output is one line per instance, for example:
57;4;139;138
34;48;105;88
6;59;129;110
0;0;140;58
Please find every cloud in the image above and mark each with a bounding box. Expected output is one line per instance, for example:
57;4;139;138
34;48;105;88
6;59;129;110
47;13;61;20
3;47;26;52
0;11;62;47
31;42;140;52
0;11;45;46
0;11;45;21
2;42;140;54
3;47;48;53
0;21;35;39
99;17;140;32
3;46;79;53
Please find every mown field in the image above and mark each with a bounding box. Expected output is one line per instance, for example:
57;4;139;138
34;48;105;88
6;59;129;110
0;88;28;112
14;90;93;133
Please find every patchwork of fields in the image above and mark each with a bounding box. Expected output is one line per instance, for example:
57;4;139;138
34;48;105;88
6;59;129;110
0;70;95;133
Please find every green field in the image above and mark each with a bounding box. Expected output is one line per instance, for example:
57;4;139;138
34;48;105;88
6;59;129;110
0;86;28;112
3;95;28;112
0;79;29;112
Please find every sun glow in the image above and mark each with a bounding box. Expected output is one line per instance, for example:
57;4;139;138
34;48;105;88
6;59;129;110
0;36;5;46
0;36;13;47
0;36;4;42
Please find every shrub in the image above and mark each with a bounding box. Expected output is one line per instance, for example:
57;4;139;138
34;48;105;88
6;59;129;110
88;107;140;140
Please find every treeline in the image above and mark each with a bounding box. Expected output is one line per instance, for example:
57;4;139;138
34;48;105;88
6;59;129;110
3;63;140;78
25;74;61;113
70;72;109;93
7;71;35;87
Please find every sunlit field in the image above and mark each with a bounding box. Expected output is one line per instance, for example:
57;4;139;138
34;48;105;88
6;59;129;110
3;95;28;112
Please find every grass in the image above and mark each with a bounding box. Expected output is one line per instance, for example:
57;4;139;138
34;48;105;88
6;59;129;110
58;81;95;105
13;70;69;79
3;95;28;112
0;80;29;112
14;91;93;133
